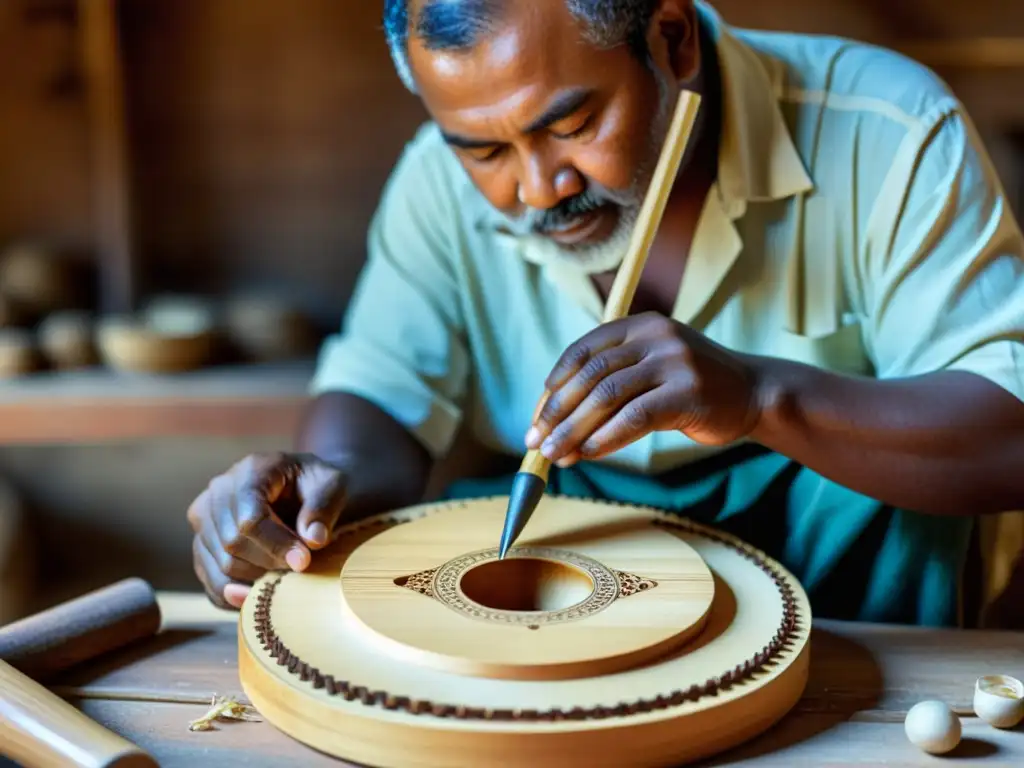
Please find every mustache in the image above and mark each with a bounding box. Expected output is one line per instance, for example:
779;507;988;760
518;182;636;235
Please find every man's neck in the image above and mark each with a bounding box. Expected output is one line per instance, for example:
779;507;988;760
678;15;723;190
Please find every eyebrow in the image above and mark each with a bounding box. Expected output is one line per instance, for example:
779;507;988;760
441;87;593;149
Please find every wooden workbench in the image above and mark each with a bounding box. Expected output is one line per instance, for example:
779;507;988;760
28;592;1024;767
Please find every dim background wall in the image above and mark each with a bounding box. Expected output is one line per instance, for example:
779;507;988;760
1;0;1023;615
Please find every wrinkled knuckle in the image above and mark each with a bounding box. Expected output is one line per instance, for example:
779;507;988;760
623;404;652;431
580;354;610;383
593;376;622;406
540;393;563;423
547;422;573;448
566;341;593;368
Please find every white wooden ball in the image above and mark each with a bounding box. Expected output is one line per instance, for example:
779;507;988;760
904;700;961;754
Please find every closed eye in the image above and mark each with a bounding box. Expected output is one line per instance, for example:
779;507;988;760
468;145;504;163
551;114;594;140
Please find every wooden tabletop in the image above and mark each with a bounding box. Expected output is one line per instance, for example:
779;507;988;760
37;592;1024;767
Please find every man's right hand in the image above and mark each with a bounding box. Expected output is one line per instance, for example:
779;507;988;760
187;452;347;610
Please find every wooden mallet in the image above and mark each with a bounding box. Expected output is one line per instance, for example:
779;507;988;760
0;578;162;768
497;88;703;558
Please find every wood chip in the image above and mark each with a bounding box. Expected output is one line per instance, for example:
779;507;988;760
188;695;262;731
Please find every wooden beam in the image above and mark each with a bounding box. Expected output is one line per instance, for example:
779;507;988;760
79;0;135;314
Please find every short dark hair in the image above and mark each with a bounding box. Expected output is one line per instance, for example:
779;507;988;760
383;0;660;92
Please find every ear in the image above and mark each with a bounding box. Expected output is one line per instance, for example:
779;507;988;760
645;0;700;84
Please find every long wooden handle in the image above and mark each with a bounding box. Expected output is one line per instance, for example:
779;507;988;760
0;577;161;682
0;578;162;767
0;658;157;768
602;88;702;322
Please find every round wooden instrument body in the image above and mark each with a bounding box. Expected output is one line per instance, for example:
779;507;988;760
238;496;812;768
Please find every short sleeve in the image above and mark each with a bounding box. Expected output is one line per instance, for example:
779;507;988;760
309;124;471;456
862;102;1024;403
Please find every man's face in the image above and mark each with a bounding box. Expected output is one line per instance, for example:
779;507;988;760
406;0;691;273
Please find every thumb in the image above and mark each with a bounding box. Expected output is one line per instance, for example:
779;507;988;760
294;464;347;549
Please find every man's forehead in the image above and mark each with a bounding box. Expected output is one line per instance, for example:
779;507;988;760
406;0;610;113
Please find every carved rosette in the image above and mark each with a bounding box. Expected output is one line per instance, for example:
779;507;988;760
395;547;658;628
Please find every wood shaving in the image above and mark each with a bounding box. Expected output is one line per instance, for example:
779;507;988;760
188;695;262;731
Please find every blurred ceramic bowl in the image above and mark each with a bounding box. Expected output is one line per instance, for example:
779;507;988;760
96;315;215;374
38;310;97;370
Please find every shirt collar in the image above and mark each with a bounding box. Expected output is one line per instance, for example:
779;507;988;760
697;1;813;216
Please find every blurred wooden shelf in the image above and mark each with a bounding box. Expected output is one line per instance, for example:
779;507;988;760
0;360;315;444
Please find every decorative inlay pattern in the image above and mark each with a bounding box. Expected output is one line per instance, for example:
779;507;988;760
250;497;803;722
398;568;437;598
397;547;659;626
615;570;657;597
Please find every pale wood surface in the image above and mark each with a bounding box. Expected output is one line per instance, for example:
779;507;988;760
338;499;715;680
29;591;1022;768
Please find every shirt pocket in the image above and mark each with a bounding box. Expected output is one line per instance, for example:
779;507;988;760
771;318;873;376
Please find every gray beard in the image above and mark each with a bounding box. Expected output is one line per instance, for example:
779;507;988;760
500;72;677;276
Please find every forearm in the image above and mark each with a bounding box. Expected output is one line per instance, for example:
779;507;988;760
748;357;1024;515
295;392;433;516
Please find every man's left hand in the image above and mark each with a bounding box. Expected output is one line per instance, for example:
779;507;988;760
525;312;763;466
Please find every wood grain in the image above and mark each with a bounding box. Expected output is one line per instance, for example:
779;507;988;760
61;697;1024;767
49;594;1024;767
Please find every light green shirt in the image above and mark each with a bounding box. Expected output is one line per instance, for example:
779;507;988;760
310;2;1024;627
311;3;1024;474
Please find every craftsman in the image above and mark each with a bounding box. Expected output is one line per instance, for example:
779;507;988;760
187;0;1024;627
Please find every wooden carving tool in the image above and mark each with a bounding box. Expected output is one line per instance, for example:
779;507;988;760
498;88;704;558
0;577;162;768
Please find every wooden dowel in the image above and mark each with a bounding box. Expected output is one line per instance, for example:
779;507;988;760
0;659;157;768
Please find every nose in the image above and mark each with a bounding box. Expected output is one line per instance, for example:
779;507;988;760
517;155;584;210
